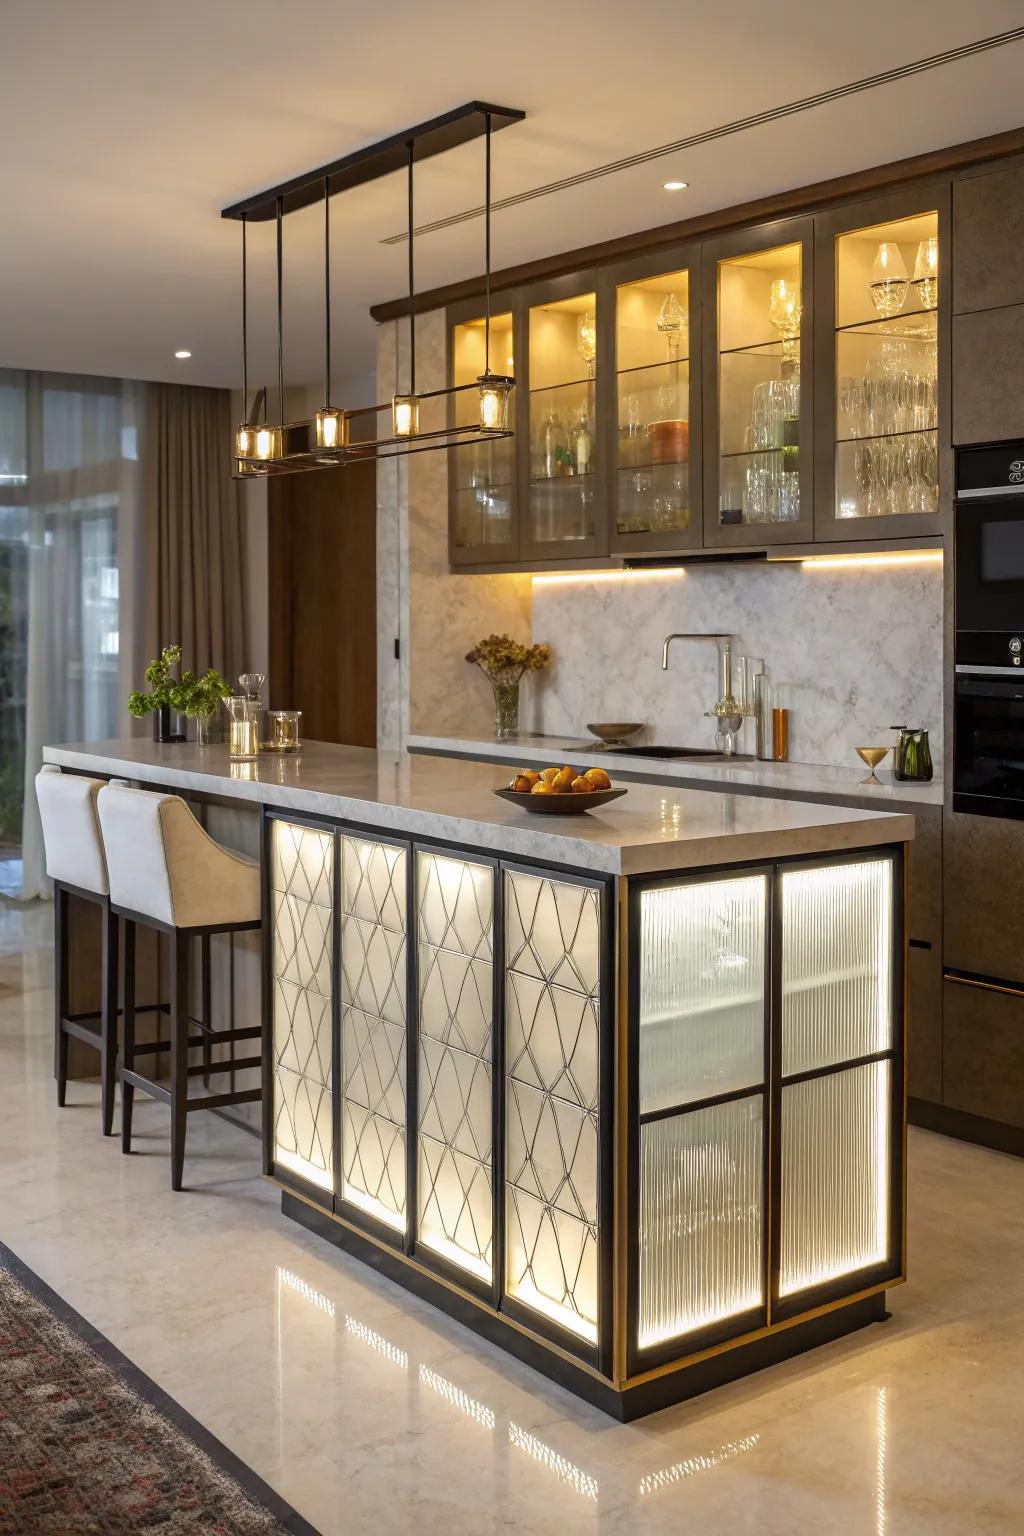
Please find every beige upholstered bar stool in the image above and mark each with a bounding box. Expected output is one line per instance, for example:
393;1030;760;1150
96;782;262;1190
35;765;120;1134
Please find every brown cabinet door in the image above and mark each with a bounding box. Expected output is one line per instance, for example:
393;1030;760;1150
953;165;1024;315
943;808;1024;986
942;977;1024;1130
702;218;815;549
908;946;941;1104
952;305;1024;446
812;186;948;543
907;806;942;947
447;291;522;567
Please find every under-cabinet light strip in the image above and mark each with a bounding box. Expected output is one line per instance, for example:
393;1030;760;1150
800;551;942;570
532;568;686;587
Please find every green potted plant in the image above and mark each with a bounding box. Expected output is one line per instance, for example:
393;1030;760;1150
128;645;232;745
465;634;551;741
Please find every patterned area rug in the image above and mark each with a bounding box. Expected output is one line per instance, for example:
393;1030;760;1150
0;1243;319;1535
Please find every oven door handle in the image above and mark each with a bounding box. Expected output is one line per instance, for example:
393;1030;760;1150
954;664;1024;678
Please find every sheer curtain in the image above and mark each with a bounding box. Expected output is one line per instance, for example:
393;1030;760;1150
12;372;142;899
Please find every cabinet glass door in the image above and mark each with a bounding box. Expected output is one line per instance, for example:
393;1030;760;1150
704;222;813;547
610;251;700;554
815;194;945;540
448;308;516;565
521;278;603;560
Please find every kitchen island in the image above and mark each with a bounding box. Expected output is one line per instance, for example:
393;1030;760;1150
44;739;913;1419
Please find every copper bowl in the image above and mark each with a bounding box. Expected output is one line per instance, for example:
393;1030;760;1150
587;722;643;746
648;418;689;465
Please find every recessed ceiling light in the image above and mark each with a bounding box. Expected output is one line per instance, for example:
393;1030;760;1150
174;349;192;359
663;180;688;191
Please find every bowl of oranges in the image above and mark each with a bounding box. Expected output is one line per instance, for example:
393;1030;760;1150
494;764;627;815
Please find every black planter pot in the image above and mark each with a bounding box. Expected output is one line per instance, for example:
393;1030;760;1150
152;705;187;744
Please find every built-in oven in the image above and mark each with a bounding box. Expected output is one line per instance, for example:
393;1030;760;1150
954;441;1024;819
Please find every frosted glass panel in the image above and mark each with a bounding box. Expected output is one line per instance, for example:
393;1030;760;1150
416;851;494;1281
638;1097;764;1350
271;822;334;1192
780;1061;890;1296
639;875;766;1112
340;835;408;1230
781;859;893;1076
505;868;601;1343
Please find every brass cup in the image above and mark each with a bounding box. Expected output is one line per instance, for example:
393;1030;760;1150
855;746;890;784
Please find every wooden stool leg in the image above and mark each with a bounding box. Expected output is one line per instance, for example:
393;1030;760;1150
100;906;119;1136
170;931;189;1191
121;920;137;1153
55;885;70;1107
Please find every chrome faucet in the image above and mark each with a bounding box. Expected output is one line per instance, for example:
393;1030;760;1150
661;633;736;704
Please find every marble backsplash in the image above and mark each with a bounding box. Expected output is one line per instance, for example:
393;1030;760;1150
528;560;944;769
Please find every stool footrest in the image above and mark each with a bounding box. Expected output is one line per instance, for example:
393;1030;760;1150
186;1088;262;1112
186;1055;262;1078
63;1018;102;1048
121;1068;171;1105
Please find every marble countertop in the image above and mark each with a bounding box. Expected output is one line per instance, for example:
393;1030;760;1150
43;738;914;877
407;732;945;811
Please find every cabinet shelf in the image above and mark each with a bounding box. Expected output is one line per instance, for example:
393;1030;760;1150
836;425;936;446
835;309;937;339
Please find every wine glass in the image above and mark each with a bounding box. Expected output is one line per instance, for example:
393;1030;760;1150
870;243;910;319
913;236;939;311
577;312;597;379
856;746;890;784
656;292;686;361
769;278;801;367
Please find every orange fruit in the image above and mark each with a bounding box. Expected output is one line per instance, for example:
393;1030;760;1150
585;767;611;789
531;780;555;795
540;766;560;784
509;775;532;793
522;769;541;786
571;776;595;794
552;767;575;793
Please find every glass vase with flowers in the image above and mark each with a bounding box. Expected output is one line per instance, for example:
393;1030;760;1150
465;634;552;741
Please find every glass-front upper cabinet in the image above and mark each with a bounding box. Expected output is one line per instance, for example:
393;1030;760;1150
605;246;702;555
519;273;604;561
448;300;518;566
813;189;948;540
703;219;814;548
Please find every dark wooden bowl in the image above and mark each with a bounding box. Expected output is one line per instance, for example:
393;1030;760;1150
494;787;628;816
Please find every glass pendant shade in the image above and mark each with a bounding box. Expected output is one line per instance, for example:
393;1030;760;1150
315;407;345;449
913;236;939;311
236;422;257;458
870;242;910;318
253;424;282;461
477;373;513;432
392;394;419;437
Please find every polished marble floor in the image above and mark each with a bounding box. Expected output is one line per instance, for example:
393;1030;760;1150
1;898;1022;1536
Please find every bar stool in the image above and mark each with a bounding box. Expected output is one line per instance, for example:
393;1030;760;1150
35;766;119;1134
96;782;263;1190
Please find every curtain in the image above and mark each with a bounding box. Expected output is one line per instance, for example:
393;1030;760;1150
140;384;247;680
14;371;142;899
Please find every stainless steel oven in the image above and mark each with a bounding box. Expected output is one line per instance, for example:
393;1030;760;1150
954;442;1024;818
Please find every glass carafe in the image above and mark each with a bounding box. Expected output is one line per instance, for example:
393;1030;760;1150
890;725;932;782
223;695;261;760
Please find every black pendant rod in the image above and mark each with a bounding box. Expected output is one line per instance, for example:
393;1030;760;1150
276;195;285;425
484;111;492;376
406;141;416;396
240;215;248;417
323;176;331;409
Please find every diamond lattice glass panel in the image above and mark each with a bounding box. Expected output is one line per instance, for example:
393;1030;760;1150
415;851;494;1280
781;859;893;1076
638;1097;764;1350
779;1061;890;1296
340;836;408;1230
639;876;767;1113
504;869;601;1343
270;822;334;1191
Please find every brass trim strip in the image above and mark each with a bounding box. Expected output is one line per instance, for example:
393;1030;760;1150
944;971;1024;1001
270;1177;612;1386
622;1276;904;1389
612;877;630;1390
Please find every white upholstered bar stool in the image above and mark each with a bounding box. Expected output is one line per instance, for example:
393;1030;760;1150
35;765;120;1134
96;782;262;1190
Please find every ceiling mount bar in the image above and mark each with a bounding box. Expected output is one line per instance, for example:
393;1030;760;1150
221;101;525;223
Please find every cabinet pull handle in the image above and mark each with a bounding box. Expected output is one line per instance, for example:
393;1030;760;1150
944;970;1024;1000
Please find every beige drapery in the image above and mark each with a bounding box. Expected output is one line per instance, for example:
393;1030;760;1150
140;384;247;680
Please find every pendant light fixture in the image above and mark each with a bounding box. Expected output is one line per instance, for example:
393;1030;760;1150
476;112;514;434
226;103;524;476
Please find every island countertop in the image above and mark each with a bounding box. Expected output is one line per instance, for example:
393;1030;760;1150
43;738;914;876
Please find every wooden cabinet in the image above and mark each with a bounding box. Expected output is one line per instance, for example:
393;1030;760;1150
953;165;1024;314
943;808;1024;988
447;295;520;566
942;976;1024;1132
701;218;814;549
952;305;1024;445
813;187;948;542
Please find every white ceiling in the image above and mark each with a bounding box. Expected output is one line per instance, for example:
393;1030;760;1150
3;0;1024;405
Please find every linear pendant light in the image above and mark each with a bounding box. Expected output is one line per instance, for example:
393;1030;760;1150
225;102;524;477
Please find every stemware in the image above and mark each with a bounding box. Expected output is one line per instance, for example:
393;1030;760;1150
913;236;939;311
870;243;910;319
656;293;686;360
577;312;597;379
855;746;890;784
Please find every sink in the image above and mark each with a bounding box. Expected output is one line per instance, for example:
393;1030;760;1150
604;745;755;761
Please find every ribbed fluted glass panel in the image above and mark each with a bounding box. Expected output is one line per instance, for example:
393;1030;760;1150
781;859;893;1077
340;835;408;1231
416;851;494;1281
639;876;767;1113
504;868;601;1344
780;1061;890;1296
638;1096;764;1350
271;822;334;1192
